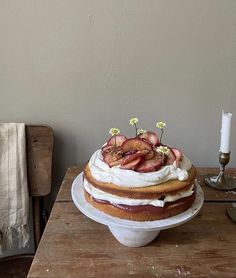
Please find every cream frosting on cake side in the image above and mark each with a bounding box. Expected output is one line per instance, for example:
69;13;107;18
88;149;192;188
84;178;195;208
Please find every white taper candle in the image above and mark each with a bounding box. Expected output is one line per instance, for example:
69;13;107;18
220;110;232;153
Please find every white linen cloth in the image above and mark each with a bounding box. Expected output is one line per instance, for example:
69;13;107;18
0;123;29;251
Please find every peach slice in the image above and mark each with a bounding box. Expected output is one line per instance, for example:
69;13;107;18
121;150;149;165
136;154;162;173
120;157;144;170
137;131;160;146
103;151;123;167
165;148;176;165
121;138;152;153
107;135;127;147
171;148;182;167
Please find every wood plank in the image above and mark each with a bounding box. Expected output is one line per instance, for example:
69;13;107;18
26;125;54;196
56;166;236;202
28;202;236;278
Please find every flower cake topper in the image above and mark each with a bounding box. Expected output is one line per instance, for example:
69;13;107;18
109;128;120;136
156;121;166;129
156;145;169;155
102;118;182;172
129;117;139;125
129;117;139;136
137;128;146;135
156;121;166;143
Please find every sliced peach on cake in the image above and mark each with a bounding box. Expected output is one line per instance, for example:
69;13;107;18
103;151;123;167
136;153;163;173
121;138;152;153
165;148;176;165
171;148;183;167
121;150;149;165
107;135;127;147
120;156;144;170
137;131;159;146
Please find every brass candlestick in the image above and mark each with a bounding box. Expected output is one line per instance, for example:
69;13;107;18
205;151;236;190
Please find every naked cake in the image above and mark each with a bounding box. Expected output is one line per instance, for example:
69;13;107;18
83;119;196;221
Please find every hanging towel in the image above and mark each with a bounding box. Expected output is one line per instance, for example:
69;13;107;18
0;123;29;252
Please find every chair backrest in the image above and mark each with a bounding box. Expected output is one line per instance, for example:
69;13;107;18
26;125;54;247
26;125;54;197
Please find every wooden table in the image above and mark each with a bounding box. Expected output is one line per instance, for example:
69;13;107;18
28;167;236;278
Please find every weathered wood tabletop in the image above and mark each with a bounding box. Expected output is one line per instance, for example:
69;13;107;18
28;167;236;278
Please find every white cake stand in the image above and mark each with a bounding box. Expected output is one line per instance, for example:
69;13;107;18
71;173;204;247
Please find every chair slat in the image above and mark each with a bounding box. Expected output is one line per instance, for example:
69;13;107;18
26;125;53;197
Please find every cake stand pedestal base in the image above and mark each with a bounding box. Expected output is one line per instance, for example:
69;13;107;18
109;226;160;247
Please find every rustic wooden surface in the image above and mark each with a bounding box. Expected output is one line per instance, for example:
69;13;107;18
26;125;54;197
56;167;236;202
28;166;236;278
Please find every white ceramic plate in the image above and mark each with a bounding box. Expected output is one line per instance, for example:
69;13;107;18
71;172;204;231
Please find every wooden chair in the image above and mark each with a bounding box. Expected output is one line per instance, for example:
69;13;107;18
0;125;54;278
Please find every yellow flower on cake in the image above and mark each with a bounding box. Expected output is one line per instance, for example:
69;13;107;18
137;128;146;135
129;117;139;125
156;121;166;143
129;117;139;136
156;121;166;129
109;128;120;136
156;146;169;155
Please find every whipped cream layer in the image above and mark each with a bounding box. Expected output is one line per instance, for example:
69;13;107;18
88;149;192;188
84;178;195;208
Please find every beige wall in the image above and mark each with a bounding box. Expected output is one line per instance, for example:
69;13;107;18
1;0;236;205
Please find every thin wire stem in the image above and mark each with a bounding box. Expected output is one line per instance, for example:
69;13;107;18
134;123;138;136
160;129;163;143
